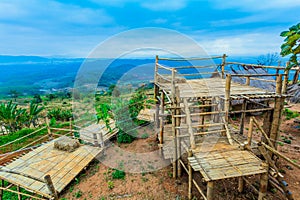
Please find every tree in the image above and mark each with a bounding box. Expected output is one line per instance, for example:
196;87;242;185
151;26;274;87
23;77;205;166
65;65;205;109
280;23;300;69
0;101;26;132
28;102;44;127
257;53;280;66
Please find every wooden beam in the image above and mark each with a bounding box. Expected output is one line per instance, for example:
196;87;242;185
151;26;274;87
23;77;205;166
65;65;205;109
239;99;247;134
221;53;226;78
44;175;58;200
261;142;300;170
207;181;214;200
238;177;244;193
17;185;21;200
246;117;254;150
0;179;3;200
188;150;193;200
225;74;231;123
183;99;196;149
258;171;268;200
45;117;52;140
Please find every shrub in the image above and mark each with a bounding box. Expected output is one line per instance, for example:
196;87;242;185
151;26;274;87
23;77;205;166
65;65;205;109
112;169;126;180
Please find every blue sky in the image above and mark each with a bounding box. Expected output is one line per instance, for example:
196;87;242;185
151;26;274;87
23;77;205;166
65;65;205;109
0;0;299;57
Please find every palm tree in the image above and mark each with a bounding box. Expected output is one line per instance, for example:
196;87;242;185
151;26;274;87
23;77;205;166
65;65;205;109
28;101;44;127
0;101;26;132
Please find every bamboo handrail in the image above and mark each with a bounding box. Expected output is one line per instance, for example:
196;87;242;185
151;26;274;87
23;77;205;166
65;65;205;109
156;63;175;72
158;55;225;61
248;77;276;83
0;126;46;149
170;65;216;69
231;74;280;77
261;142;300;170
0;186;46;200
177;72;217;76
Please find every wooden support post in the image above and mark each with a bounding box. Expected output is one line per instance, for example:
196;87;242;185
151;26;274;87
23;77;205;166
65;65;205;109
69;117;73;137
154;86;160;129
258;170;269;200
239;99;247;134
184;99;196;149
282;62;290;94
175;87;182;178
44;175;58;200
45;117;52;140
159;92;165;145
225;74;231;123
246;117;254;150
188;150;193;200
262;110;272;142
17;186;21;200
270;74;283;148
246;77;250;85
207;181;214;200
238;177;244;193
99;130;104;147
93;133;99;147
292;67;299;84
171;102;178;178
0;179;3;200
221;54;226;79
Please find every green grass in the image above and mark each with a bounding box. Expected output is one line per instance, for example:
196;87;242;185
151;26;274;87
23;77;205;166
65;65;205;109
283;108;300;120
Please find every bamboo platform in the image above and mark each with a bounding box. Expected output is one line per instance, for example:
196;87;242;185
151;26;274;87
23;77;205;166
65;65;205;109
79;119;118;146
157;78;276;99
0;138;102;199
188;145;267;182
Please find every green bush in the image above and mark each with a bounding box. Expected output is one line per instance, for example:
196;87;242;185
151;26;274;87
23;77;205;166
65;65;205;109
112;169;126;180
283;108;299;120
117;131;135;143
47;108;72;121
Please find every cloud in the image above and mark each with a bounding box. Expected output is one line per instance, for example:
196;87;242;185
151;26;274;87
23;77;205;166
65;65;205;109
141;0;187;11
195;31;283;56
212;0;300;11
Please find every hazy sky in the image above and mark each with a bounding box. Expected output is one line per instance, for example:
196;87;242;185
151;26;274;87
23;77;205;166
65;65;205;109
0;0;299;57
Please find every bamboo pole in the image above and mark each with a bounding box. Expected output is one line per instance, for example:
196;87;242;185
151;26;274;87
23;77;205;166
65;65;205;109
282;62;290;94
246;117;254;150
270;74;283;148
0;186;45;200
242;177;259;194
246;77;250;85
93;133;99;147
238;177;244;193
258;171;269;200
292;67;299;84
175;87;182;177
45;117;52;140
207;181;214;200
44;175;58;200
0;179;3;200
239;99;247;134
252;117;275;149
159;92;165;145
261;142;300;170
17;186;21;200
225;74;231;123
221;54;226;79
183;99;196;149
188;150;193;200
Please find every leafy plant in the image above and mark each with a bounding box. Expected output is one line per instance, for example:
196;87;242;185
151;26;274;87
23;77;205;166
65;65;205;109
280;23;300;69
107;181;114;190
112;169;126;180
283;108;299;120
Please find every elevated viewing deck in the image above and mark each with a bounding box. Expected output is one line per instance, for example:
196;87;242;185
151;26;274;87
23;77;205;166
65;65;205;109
153;54;293;200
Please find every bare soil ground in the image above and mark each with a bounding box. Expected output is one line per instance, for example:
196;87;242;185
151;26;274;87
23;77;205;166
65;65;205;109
60;106;300;200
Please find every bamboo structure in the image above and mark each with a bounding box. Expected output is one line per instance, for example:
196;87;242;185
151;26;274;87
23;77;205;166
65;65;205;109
153;54;289;200
0;118;117;200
